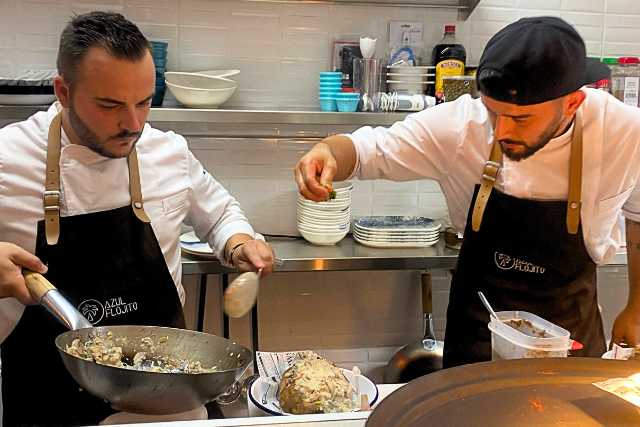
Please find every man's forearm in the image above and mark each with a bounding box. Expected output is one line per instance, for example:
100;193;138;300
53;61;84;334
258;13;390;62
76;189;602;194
625;218;640;309
319;135;357;181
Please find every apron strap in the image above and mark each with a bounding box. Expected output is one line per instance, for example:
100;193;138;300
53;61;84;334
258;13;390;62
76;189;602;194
471;109;584;235
566;109;583;234
128;147;151;223
44;112;150;244
44;113;63;245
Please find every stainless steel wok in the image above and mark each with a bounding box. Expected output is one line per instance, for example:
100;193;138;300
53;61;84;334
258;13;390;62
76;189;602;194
24;271;252;415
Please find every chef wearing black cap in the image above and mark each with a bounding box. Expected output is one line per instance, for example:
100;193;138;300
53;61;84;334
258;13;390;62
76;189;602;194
294;16;640;367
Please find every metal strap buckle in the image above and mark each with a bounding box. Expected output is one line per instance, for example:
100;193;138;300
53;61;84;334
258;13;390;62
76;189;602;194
481;160;501;183
43;190;61;212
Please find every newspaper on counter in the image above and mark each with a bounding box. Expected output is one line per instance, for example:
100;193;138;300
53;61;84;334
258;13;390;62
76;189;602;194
594;373;640;408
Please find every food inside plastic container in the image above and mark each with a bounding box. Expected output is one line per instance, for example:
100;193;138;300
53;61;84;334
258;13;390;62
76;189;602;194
488;311;571;360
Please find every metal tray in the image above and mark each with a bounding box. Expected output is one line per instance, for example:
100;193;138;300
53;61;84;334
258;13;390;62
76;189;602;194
367;358;640;427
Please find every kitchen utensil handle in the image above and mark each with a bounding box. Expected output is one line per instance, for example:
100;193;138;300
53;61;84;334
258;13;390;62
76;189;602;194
421;272;432;314
23;269;55;301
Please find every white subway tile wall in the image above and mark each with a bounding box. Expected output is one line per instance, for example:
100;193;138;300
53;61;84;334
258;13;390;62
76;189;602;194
2;0;636;381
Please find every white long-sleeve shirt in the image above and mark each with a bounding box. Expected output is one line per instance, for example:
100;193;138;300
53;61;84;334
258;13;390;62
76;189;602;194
348;88;640;264
0;103;257;343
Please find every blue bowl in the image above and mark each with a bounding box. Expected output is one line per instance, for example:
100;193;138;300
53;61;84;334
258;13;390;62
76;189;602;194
153;58;167;68
320;71;342;77
150;40;168;50
319;89;341;96
319;98;337;112
334;92;361;98
320;84;342;90
336;97;359;112
152;86;166;107
319;75;343;81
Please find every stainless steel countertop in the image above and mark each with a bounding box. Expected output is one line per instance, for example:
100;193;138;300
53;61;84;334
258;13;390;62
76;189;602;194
181;236;629;275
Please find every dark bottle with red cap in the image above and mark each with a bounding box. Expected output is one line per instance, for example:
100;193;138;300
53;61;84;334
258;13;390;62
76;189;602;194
431;25;466;101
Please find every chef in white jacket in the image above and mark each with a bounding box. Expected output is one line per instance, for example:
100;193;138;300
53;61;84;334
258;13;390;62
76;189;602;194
296;17;640;367
0;11;275;426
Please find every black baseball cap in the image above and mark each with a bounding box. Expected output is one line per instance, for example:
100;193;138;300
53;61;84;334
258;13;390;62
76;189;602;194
477;16;610;105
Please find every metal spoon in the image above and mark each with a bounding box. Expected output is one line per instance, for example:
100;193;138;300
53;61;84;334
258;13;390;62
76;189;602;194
224;258;283;318
477;291;500;321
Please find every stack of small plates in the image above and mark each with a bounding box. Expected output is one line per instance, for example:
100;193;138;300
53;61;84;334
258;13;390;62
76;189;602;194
353;216;441;248
297;182;353;245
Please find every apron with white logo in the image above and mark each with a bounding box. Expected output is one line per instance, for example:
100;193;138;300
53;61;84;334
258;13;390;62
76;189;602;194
1;113;186;426
443;110;606;368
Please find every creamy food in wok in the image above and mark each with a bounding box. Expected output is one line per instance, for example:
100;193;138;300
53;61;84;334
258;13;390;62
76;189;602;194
65;331;219;374
278;353;356;414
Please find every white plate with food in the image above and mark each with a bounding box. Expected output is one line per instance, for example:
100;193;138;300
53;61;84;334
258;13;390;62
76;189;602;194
249;368;378;416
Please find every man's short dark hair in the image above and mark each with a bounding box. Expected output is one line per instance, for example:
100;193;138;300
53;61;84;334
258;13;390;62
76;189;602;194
57;11;150;83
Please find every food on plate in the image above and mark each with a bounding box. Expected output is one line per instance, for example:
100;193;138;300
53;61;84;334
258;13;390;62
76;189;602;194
278;353;356;414
65;331;219;373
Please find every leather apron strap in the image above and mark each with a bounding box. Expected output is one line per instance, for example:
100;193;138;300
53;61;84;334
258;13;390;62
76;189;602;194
44;112;150;244
471;109;584;235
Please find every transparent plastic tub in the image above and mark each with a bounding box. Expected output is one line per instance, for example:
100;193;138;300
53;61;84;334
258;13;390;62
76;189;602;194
488;311;571;360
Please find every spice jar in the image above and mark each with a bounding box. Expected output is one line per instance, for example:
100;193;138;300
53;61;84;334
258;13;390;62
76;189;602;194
611;57;640;107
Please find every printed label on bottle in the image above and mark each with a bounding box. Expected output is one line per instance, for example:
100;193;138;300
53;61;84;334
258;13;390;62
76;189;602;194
435;59;464;98
623;77;639;107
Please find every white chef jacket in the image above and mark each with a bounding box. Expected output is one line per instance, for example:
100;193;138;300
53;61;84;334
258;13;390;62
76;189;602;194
0;102;257;344
348;88;640;264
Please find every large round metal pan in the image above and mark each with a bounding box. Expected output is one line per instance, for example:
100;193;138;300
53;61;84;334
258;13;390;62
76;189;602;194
367;358;640;427
55;325;251;415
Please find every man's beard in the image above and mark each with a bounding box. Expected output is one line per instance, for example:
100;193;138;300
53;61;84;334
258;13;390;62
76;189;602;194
499;116;566;162
68;105;142;159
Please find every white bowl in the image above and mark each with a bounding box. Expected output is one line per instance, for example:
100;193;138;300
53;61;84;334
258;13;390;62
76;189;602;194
387;81;431;94
166;82;236;108
386;73;433;82
193;69;240;79
299;229;348;245
164;72;236;89
297;215;350;226
387;65;435;75
298;221;350;232
298;198;350;210
248;368;379;416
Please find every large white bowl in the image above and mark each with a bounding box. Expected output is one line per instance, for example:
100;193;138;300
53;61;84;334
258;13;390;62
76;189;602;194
386;73;433;82
166;82;236;108
194;69;240;79
297;215;350;225
299;229;348;245
298;199;350;210
164;72;236;89
298;222;350;233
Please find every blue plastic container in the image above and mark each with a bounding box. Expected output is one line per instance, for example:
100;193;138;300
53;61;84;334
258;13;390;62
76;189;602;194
319;97;337;112
336;96;360;112
334;92;360;98
319;89;341;96
150;40;168;51
152;85;165;107
320;71;342;78
319;75;342;81
319;83;342;91
153;58;167;68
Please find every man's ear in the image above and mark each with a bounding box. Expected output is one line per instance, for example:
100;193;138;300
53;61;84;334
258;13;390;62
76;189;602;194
565;90;586;116
54;75;71;107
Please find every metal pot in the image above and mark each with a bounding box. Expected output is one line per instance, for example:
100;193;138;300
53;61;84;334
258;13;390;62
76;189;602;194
24;271;252;415
384;272;443;383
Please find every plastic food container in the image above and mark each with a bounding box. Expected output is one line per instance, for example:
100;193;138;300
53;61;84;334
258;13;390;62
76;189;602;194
488;311;571;360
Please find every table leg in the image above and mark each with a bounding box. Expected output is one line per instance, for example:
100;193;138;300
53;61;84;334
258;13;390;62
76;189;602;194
195;274;208;332
221;273;230;339
251;300;259;373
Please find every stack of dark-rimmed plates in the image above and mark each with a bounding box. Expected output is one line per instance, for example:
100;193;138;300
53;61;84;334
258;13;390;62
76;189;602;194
353;216;441;248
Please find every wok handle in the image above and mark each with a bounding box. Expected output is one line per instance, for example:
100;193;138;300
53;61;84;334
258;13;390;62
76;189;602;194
23;270;92;330
24;270;55;302
421;272;432;314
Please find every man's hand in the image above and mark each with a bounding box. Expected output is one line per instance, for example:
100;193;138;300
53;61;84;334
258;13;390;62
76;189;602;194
231;240;276;276
611;305;640;347
294;142;338;202
0;242;48;305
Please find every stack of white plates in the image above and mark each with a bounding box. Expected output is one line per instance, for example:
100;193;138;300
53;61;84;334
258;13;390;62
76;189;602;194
297;182;353;245
353;216;441;248
386;65;435;95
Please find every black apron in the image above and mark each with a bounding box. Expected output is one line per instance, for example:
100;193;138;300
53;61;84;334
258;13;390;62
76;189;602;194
443;112;606;368
0;113;198;426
